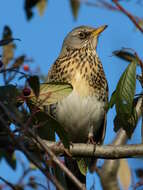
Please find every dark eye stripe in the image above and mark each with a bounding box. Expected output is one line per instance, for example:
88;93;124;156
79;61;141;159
79;31;90;39
79;32;86;39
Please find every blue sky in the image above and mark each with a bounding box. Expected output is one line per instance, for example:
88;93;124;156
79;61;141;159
0;0;143;189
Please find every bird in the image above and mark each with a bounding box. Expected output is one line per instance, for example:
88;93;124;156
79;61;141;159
47;25;108;189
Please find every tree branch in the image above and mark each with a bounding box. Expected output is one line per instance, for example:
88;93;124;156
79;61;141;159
0;176;17;190
95;94;143;190
2;137;143;159
112;0;143;33
29;131;86;190
96;129;128;190
28;140;143;158
0;113;64;190
0;102;86;190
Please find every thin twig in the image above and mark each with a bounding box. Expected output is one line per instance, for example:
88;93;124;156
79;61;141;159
112;0;143;33
18;168;31;184
29;131;86;190
0;68;29;77
19;144;64;190
0;176;17;190
26;181;49;190
0;113;64;190
80;0;118;11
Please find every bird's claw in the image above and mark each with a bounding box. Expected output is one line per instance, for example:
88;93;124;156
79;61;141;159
87;136;96;145
56;141;72;157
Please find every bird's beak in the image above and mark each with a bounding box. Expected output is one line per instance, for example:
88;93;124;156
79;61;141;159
91;25;108;37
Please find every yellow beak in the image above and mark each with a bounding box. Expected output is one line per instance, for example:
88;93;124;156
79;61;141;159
91;25;108;37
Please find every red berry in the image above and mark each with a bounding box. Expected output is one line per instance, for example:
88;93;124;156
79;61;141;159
0;60;3;68
23;87;31;96
23;65;29;71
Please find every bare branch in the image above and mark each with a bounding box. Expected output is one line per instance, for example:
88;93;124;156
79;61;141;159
29;131;86;190
23;139;143;158
0;102;86;190
0;114;64;190
112;0;143;33
95;95;143;190
80;0;118;11
0;176;17;190
2;136;143;159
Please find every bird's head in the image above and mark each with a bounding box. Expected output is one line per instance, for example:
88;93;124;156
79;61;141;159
60;25;107;56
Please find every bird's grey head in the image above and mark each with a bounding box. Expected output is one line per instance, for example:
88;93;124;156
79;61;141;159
60;25;107;56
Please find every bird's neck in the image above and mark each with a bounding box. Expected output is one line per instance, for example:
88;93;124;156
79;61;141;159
66;46;98;59
57;47;106;97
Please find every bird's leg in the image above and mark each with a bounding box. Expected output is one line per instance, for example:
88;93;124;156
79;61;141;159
49;140;62;150
87;125;96;145
50;141;72;157
88;135;96;145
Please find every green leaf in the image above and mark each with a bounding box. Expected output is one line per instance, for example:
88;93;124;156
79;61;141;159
109;61;137;114
28;75;40;98
114;107;138;137
107;90;116;110
38;123;55;141
2;26;16;65
27;82;72;147
37;0;47;16
29;82;73;107
0;85;22;105
70;0;80;20
77;159;87;176
24;0;40;20
109;60;137;136
113;50;136;63
27;102;69;147
0;85;23;130
24;0;48;20
33;110;55;141
115;60;137;116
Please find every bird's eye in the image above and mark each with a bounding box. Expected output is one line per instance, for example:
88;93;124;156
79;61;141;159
78;32;86;39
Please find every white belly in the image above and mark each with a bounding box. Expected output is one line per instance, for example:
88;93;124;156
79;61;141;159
56;90;105;142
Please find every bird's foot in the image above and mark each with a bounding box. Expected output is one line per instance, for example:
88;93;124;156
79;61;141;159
63;142;74;157
87;136;96;145
56;141;62;146
87;135;96;155
49;141;62;151
69;141;74;147
55;141;72;157
64;148;72;157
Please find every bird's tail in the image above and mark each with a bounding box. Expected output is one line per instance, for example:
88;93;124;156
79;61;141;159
65;157;86;190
